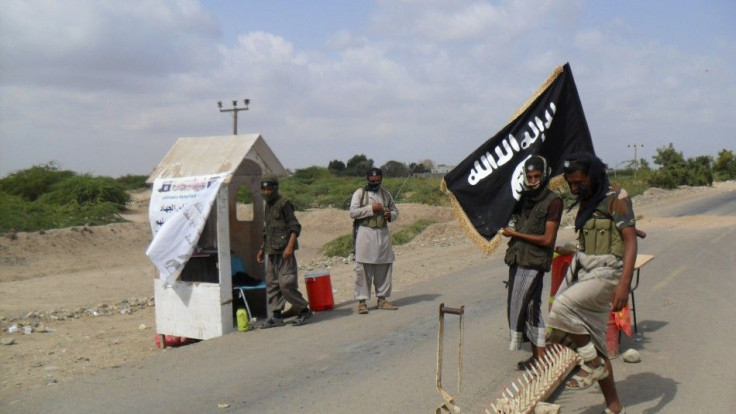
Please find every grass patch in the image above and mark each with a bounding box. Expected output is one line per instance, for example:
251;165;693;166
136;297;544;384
321;233;354;257
392;219;436;245
320;218;437;257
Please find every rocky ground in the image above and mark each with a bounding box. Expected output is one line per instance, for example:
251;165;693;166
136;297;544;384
1;181;734;399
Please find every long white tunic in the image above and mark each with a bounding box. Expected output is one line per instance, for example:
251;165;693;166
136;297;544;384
349;187;398;264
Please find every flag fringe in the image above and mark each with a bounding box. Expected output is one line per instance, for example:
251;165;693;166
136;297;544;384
508;65;564;123
441;178;503;255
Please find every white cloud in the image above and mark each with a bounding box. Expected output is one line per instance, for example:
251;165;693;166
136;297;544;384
1;0;734;177
0;0;219;92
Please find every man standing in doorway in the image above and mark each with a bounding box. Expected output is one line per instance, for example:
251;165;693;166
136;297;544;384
257;175;312;327
502;155;563;370
350;168;399;314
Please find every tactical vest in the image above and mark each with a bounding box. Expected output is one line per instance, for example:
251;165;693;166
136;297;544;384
504;189;559;271
264;196;298;253
578;194;625;258
357;188;391;229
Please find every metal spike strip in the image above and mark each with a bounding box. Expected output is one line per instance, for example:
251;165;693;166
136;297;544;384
484;344;581;413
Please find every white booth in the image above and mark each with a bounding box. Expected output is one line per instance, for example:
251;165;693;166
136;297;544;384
146;134;287;341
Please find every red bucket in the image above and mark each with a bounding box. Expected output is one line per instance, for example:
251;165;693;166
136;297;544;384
304;270;334;311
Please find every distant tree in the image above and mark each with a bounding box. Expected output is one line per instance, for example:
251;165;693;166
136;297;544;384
290;166;332;185
346;154;374;176
346;154;370;169
419;159;436;171
714;149;736;180
409;162;427;174
648;143;714;188
380;160;409;177
328;160;346;174
689;155;714;186
652;143;686;170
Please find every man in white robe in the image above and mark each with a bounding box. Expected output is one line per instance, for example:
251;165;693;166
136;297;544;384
349;168;399;314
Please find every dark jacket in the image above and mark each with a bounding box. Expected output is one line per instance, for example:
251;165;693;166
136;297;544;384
504;189;559;271
263;196;301;255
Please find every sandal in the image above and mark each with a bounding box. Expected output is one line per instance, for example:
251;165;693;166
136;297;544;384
516;356;537;371
566;361;609;390
358;302;369;314
260;317;285;329
376;299;398;310
281;307;298;319
291;310;313;326
603;408;625;414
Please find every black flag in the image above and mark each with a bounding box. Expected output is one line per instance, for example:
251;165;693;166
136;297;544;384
441;63;595;254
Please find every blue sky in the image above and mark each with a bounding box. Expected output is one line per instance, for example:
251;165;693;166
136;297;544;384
1;0;734;178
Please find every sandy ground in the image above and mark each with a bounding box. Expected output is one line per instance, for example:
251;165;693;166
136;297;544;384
1;181;735;398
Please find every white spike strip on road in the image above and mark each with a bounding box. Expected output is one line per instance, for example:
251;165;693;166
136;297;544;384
484;344;581;414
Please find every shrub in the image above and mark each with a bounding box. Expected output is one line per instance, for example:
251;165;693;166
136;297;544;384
0;194;125;232
37;175;130;209
0;162;75;201
116;174;150;190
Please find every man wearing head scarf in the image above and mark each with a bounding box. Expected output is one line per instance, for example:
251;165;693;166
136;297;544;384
256;175;312;327
546;152;637;414
501;155;563;370
349;167;399;314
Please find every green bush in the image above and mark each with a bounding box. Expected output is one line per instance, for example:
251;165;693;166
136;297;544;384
0;164;131;232
714;149;736;181
0;162;75;201
37;175;130;209
240;167;448;211
0;193;125;232
116;174;150;190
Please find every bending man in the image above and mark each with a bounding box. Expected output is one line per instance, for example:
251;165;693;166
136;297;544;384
547;152;637;414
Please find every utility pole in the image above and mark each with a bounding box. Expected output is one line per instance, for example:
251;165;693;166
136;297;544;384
628;144;643;179
218;99;250;135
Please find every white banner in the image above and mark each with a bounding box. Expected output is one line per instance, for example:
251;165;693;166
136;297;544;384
146;173;227;285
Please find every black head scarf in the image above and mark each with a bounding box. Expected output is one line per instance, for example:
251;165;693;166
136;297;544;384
365;168;382;192
563;152;610;231
522;155;551;198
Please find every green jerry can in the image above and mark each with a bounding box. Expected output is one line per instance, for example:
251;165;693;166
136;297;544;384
236;308;250;332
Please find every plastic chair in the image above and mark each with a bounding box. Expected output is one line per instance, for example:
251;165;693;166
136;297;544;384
233;280;267;321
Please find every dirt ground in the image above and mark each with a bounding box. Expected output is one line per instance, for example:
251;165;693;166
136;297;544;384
1;181;735;399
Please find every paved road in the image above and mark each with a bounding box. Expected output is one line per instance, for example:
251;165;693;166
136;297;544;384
3;189;735;413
